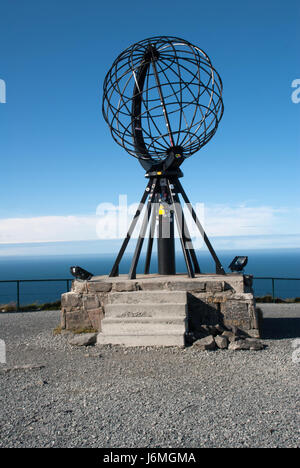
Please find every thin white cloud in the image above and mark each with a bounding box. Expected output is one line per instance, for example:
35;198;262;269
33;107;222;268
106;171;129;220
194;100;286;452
0;203;299;245
0;215;98;244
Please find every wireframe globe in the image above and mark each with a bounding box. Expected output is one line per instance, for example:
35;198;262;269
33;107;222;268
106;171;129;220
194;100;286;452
102;36;224;165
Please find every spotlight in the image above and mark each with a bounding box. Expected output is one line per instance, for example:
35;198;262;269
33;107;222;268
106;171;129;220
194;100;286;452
70;266;93;280
228;256;248;273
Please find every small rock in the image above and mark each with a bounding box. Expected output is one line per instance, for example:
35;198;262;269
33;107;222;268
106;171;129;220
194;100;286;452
68;333;97;347
215;335;228;349
245;338;264;350
221;331;239;342
229;338;264;351
228;340;251;351
193;335;216;350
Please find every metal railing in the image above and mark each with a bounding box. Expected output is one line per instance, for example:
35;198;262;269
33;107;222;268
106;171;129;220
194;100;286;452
253;276;300;303
0;276;300;310
0;278;72;311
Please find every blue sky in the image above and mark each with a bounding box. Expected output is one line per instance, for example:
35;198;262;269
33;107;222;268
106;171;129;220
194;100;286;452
0;0;299;254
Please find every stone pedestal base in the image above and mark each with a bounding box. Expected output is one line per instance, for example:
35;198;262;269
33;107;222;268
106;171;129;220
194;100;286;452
61;274;260;346
99;290;188;346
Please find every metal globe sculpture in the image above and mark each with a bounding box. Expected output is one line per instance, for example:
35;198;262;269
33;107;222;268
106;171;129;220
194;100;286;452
102;36;226;278
102;36;224;170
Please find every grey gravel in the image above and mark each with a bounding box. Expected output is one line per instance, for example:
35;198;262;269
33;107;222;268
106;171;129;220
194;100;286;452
0;307;299;448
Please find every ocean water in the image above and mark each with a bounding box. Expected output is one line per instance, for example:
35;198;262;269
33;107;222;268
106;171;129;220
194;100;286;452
0;249;300;305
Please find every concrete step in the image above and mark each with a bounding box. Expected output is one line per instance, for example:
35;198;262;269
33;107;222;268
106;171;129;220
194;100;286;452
102;316;187;335
104;303;187;318
97;332;185;347
107;290;187;305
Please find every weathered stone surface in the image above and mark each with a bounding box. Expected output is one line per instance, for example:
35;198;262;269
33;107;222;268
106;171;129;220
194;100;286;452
228;340;251;351
167;281;206;292
193;335;216;350
87;282;112;293
64;311;90;330
206;281;224;293
188;300;220;329
82;294;99;310
226;325;247;336
87;308;104;331
61;274;261;339
244;338;264;350
61;308;66;329
228;338;263;351
71;280;88;294
221;301;251;329
113;282;137;292
61;292;81;309
246;329;260;338
221;331;239;343
215;335;228;349
69;333;97;346
138;281;165;291
108;291;187;305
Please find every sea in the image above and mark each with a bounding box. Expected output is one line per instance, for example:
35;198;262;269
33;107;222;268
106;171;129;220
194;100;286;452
0;248;300;306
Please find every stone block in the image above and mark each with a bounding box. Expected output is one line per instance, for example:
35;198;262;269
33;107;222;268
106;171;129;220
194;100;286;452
193;335;216;350
82;294;99;310
108;291;187;305
61;292;81;309
87;307;104;331
245;329;260;338
97;332;185;347
167;281;206;292
69;333;97;346
215;335;228;349
221;330;239;343
221;301;251;329
101;317;187;335
113;281;137;292
228;338;263;351
188;300;220;329
61;308;66;329
71;280;88;294
87;281;112;293
65;309;93;331
105;303;187;318
206;281;224;292
138;281;166;291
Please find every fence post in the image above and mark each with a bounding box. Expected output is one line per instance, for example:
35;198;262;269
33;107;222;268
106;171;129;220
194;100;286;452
16;281;20;312
272;278;275;303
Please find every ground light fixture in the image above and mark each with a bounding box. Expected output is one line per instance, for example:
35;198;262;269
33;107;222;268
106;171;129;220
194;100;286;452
228;256;248;273
70;266;94;281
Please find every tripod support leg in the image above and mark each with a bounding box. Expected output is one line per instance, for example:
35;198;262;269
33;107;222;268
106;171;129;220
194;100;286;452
175;179;226;275
166;179;194;278
128;178;158;279
109;178;154;277
144;194;157;274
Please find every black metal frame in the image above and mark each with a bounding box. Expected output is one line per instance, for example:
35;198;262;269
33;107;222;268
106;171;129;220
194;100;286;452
103;36;226;279
102;36;223;168
109;170;225;279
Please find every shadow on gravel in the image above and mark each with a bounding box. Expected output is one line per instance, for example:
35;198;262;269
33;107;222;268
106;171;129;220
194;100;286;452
262;318;300;339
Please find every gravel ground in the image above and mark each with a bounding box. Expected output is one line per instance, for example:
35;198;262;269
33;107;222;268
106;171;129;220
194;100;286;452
0;307;299;448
